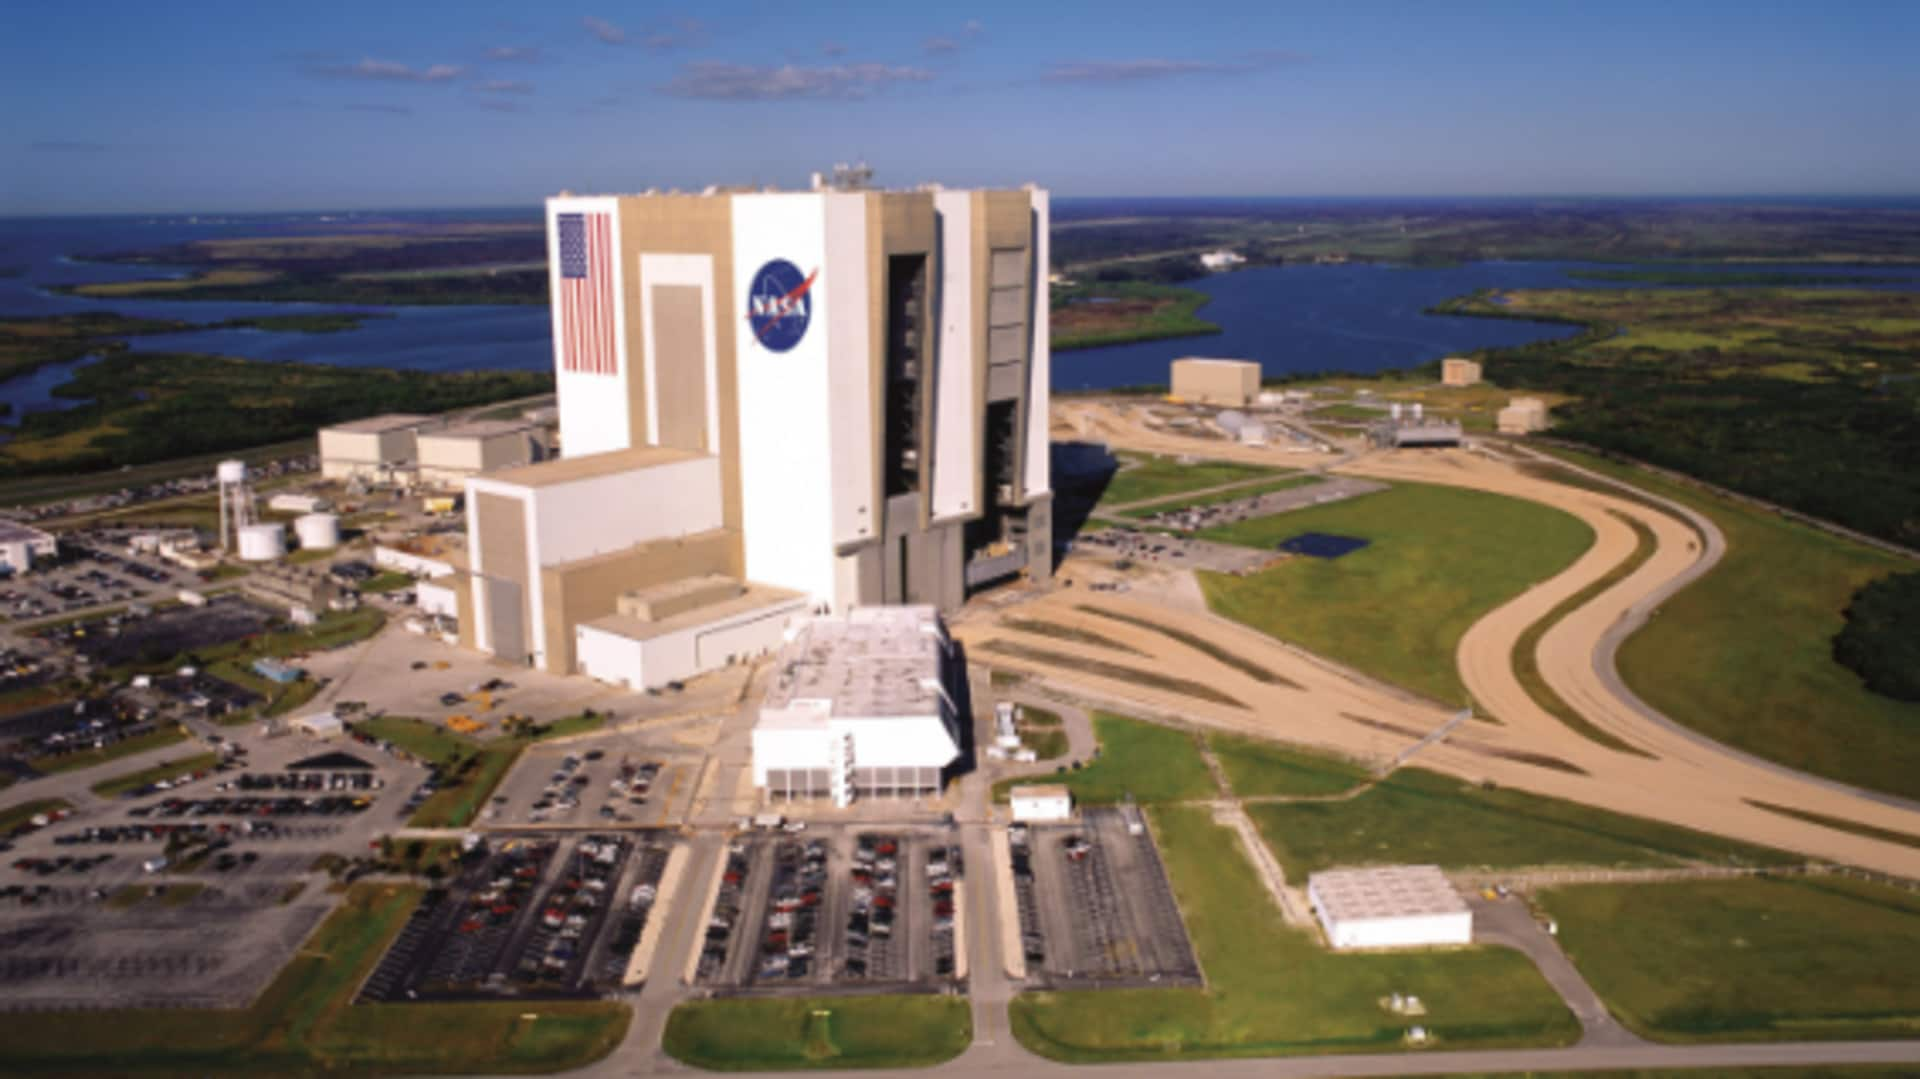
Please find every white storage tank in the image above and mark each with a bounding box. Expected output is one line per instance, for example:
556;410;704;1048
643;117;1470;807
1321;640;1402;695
216;459;247;484
294;513;341;550
237;523;286;562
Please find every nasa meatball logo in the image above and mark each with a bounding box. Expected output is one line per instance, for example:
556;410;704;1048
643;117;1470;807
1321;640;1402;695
746;259;817;352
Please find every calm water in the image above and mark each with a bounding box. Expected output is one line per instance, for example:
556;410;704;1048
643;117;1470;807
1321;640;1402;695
3;210;1916;416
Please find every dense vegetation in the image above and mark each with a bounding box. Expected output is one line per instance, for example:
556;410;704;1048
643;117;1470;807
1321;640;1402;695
0;312;185;380
1;345;550;475
1445;287;1920;547
1050;280;1219;350
69;269;547;306
1831;571;1920;702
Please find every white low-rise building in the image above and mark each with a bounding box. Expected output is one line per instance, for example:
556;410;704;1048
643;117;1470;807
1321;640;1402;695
0;521;58;575
574;575;807;692
1308;865;1473;950
752;606;961;807
1009;784;1072;822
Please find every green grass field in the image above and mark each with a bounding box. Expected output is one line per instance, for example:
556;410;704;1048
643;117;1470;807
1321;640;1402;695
1097;453;1283;509
1538;876;1920;1042
0;883;628;1074
993;713;1214;805
1246;767;1795;879
1542;446;1920;800
1206;732;1371;798
89;752;220;798
1010;806;1579;1061
1198;482;1595;704
662;995;971;1070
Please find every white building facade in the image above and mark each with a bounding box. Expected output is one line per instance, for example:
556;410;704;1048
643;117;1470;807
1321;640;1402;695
1308;865;1473;950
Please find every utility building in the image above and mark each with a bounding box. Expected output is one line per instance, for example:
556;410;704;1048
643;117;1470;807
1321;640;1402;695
1308;865;1473;950
752;606;962;806
318;414;442;483
1171;358;1261;406
459;173;1053;676
1441;358;1483;386
417;420;549;488
1498;397;1550;434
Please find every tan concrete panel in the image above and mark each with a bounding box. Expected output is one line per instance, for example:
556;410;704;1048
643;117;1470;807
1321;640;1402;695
474;492;529;660
651;284;710;452
538;527;741;674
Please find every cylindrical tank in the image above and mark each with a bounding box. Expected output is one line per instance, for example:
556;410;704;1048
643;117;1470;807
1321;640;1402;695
237;522;286;562
294;513;340;550
216;459;247;484
1390;402;1403;421
1412;402;1425;421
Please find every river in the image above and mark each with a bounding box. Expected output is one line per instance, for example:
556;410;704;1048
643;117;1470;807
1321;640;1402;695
3;210;1916;419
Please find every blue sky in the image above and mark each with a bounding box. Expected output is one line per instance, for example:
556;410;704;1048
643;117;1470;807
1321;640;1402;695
2;1;1916;213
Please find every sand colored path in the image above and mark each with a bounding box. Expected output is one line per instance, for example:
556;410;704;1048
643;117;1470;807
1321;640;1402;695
1004;402;1920;877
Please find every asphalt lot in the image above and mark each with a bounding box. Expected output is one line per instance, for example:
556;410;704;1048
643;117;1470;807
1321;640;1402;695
1072;527;1274;575
487;739;699;829
697;826;966;994
1012;808;1200;990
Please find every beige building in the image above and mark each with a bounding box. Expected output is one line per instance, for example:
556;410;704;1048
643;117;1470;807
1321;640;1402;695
317;414;442;483
1441;358;1483;386
1171;358;1261;406
416;420;548;488
1497;397;1550;434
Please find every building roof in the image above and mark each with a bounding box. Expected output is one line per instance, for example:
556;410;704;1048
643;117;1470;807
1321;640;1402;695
580;581;806;643
1173;357;1259;369
1009;784;1071;801
418;419;538;443
326;413;431;434
761;606;948;719
0;519;55;544
1308;865;1468;922
484;444;706;489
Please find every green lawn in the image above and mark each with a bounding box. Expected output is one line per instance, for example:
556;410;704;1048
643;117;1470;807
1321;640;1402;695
1538;876;1920;1042
0;797;71;836
994;713;1215;805
0;883;628;1075
31;724;191;774
355;716;525;828
663;995;971;1070
1010;806;1579;1061
90;752;220;798
1198;481;1595;704
1116;473;1322;519
1097;453;1282;509
1246;767;1795;879
1543;446;1920;800
1206;732;1371;798
358;570;415;594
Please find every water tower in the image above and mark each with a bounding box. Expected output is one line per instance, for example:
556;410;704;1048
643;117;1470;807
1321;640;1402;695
216;459;255;551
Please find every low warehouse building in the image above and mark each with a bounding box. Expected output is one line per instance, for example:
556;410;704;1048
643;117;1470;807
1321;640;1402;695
318;414;442;483
574;574;807;691
0;521;58;575
1441;358;1483;386
1171;358;1262;407
416;420;549;489
1498;397;1550;434
1308;865;1473;950
752;606;962;807
1009;784;1073;822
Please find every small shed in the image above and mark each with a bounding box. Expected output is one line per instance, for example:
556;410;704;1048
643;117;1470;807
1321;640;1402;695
1009;784;1073;823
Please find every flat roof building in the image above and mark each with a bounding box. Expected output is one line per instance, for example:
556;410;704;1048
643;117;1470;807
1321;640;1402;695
1171;358;1261;407
1441;358;1483;387
1498;397;1550;435
456;176;1054;677
1308;865;1473;950
575;575;808;692
752;606;961;806
318;414;442;484
417;420;549;489
0;520;58;575
1009;784;1073;822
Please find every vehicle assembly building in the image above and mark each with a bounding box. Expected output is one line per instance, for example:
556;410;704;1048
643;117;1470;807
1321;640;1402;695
449;175;1052;678
751;606;963;805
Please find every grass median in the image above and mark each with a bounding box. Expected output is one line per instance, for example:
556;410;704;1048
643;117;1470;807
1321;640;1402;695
1540;446;1920;800
0;883;628;1074
663;995;971;1070
90;752;220;798
993;712;1215;805
1097;453;1282;509
0;797;71;836
1538;875;1920;1043
30;723;190;775
1010;806;1579;1061
1246;767;1795;878
1198;481;1594;705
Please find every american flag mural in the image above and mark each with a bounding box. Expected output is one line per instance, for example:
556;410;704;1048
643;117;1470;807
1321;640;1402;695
556;212;616;375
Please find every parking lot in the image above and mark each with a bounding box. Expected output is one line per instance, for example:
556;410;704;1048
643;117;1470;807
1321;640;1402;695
487;739;699;829
1073;527;1276;575
1;537;196;622
44;595;281;668
696;826;965;994
357;832;676;1001
1007;808;1200;989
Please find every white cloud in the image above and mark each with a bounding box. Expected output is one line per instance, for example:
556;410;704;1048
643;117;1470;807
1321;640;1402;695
486;45;541;62
583;16;626;45
314;57;464;83
662;61;933;101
